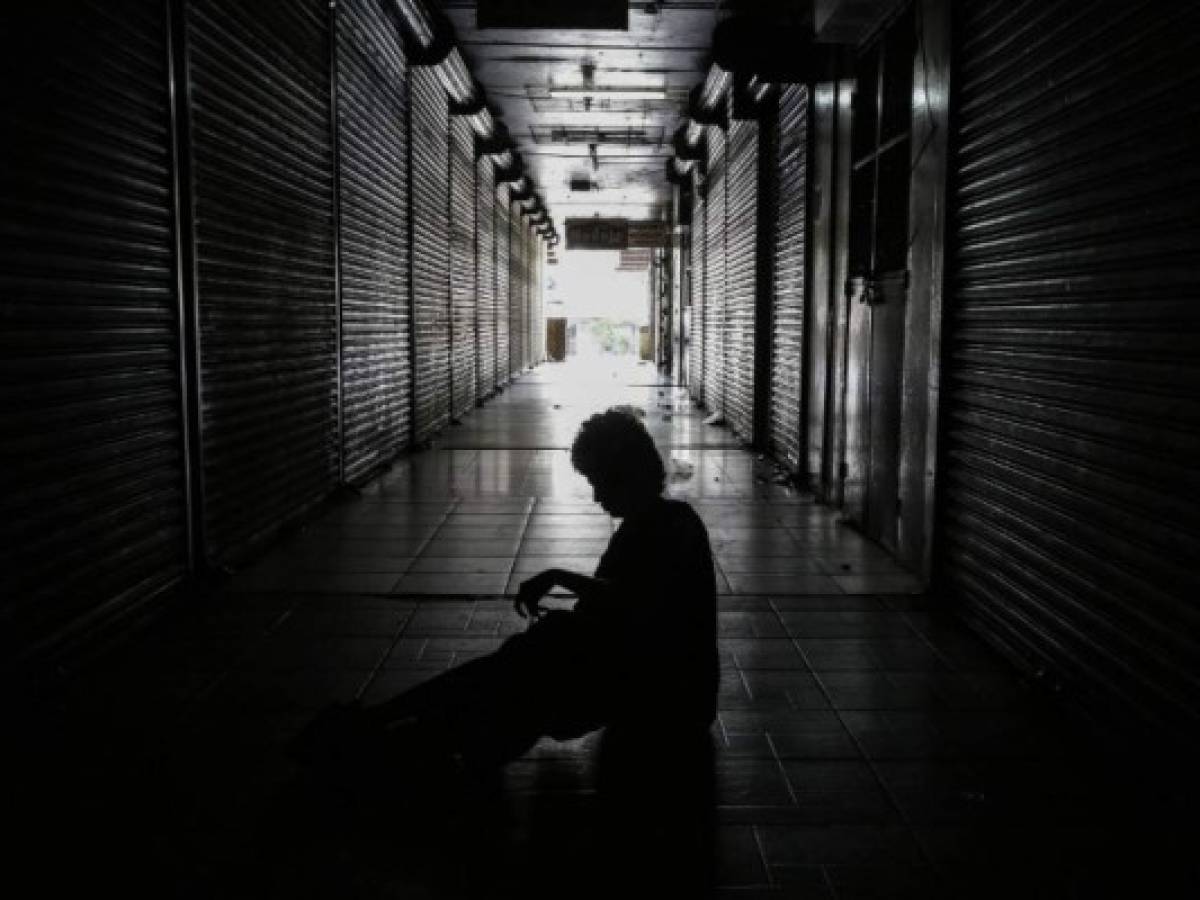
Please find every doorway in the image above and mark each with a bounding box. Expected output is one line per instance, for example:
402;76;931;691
842;3;914;553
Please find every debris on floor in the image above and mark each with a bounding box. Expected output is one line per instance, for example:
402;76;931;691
702;413;724;427
668;458;695;481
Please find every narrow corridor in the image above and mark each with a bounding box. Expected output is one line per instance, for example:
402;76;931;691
10;363;1191;898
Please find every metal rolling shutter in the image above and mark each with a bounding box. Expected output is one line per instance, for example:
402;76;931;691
943;0;1200;739
336;0;411;483
530;220;540;367
1;1;186;655
188;0;337;563
449;114;476;420
703;126;727;417
508;203;525;378
495;184;511;385
725;111;758;443
532;235;543;363
476;156;497;399
689;179;705;404
410;65;450;442
769;84;808;473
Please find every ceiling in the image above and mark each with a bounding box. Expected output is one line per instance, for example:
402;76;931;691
436;2;811;235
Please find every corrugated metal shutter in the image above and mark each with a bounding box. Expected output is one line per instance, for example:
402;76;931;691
188;0;337;563
769;84;808;473
494;184;511;385
1;0;186;655
410;65;450;442
508;203;525;379
449;114;476;420
725;108;758;443
689;176;705;404
476;156;497;399
524;219;535;368
336;0;411;483
943;0;1200;740
703;126;727;417
532;234;543;363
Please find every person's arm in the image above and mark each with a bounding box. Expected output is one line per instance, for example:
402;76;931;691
513;567;612;619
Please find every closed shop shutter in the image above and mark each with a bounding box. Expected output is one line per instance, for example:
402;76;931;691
943;0;1200;738
449;114;476;420
1;1;186;654
476;156;497;399
188;0;337;563
508;203;525;378
494;185;511;385
703;126;727;417
768;84;808;473
410;65;451;442
725;110;758;442
532;235;544;363
689;178;705;404
336;0;411;483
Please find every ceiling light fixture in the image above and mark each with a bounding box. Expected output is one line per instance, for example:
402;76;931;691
547;86;670;101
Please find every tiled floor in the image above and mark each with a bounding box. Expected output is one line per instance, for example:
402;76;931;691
10;359;1195;897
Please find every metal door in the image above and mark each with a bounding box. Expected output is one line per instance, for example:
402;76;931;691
188;0;338;562
689;175;706;404
508;203;524;378
725;106;758;443
476;156;497;398
1;0;187;656
943;0;1200;740
410;65;451;442
494;184;511;385
336;0;412;482
769;84;809;473
842;5;913;551
449;114;476;420
703;125;727;417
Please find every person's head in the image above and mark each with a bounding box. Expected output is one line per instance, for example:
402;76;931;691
570;407;665;517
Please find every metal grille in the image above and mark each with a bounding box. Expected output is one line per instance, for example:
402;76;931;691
410;65;450;442
336;0;411;483
769;84;808;472
449;114;476;419
0;0;186;655
508;202;525;378
188;0;337;563
943;0;1200;740
494;184;511;385
476;156;497;398
725;112;758;443
702;126;727;418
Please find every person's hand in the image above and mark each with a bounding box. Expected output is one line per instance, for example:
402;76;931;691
514;569;558;620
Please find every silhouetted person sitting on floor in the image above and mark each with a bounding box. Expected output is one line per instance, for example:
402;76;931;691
292;406;717;780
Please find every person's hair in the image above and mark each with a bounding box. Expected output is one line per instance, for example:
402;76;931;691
570;407;665;496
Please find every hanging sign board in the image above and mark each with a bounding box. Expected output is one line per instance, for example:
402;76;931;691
566;218;628;250
566;218;671;250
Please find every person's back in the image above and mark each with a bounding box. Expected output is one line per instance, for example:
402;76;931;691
585;495;717;729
